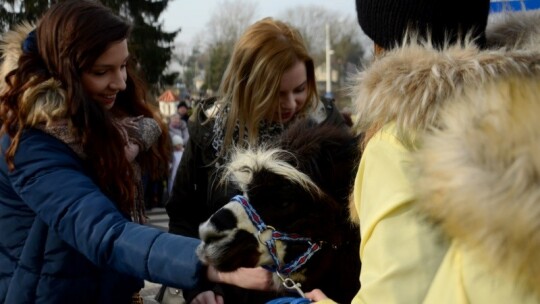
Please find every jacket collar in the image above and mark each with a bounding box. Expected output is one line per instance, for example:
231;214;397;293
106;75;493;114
0;22;34;93
0;22;68;127
351;10;540;147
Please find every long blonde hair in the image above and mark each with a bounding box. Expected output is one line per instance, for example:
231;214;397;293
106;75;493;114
217;17;318;153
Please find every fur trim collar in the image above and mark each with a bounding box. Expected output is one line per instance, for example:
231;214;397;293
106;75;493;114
0;22;34;93
415;73;540;299
1;22;67;126
351;10;540;147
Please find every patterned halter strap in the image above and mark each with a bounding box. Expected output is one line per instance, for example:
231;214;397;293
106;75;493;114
230;195;322;276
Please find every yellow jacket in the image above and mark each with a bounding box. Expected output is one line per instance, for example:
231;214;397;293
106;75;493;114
352;122;539;303
316;10;540;304
352;123;447;303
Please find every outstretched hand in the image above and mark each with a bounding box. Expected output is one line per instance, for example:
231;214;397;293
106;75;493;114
305;289;329;302
207;266;276;291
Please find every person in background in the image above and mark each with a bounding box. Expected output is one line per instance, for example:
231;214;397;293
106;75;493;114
177;100;190;123
166;17;348;304
169;134;184;195
169;113;189;145
307;0;540;303
0;1;273;303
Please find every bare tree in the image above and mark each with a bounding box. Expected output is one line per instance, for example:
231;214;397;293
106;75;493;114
279;6;364;55
279;5;370;108
188;1;371;101
194;0;258;93
205;0;258;47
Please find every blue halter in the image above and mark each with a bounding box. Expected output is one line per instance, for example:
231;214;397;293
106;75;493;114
231;195;320;301
231;195;322;276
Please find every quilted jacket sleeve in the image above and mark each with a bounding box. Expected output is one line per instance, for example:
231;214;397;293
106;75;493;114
3;129;204;289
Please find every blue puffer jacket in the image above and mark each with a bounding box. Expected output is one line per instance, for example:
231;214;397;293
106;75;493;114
0;129;204;304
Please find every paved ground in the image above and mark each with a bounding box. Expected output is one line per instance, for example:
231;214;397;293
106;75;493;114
145;207;169;231
140;281;162;304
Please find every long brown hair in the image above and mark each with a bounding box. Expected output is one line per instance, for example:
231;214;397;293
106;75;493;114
217;18;319;153
0;0;169;214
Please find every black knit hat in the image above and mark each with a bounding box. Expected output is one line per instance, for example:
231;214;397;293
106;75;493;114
356;0;490;49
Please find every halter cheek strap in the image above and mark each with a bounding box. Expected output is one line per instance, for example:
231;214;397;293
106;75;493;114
231;195;321;276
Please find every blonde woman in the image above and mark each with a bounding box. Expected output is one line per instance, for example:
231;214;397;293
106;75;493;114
166;17;348;304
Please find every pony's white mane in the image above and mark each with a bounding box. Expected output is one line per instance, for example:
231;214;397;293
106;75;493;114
221;146;322;196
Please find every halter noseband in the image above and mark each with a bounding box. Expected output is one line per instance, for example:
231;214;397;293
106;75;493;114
230;195;321;276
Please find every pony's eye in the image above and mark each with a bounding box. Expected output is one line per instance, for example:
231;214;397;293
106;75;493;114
280;200;292;208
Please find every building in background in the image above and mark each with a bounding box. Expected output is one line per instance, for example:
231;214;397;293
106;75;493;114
158;89;179;117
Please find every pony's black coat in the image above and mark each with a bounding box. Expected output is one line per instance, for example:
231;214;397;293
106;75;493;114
198;119;362;303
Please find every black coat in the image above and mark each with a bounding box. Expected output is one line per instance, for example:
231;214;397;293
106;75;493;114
166;97;347;236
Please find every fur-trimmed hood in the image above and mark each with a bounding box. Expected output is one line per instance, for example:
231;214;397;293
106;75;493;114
0;22;68;126
0;22;32;92
351;10;540;297
351;10;540;144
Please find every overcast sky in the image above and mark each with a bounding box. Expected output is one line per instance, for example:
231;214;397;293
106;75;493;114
161;0;357;47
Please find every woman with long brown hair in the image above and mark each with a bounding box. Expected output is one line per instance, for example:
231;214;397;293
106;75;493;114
0;1;272;303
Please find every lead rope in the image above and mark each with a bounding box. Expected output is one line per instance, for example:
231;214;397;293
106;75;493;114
276;272;306;298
